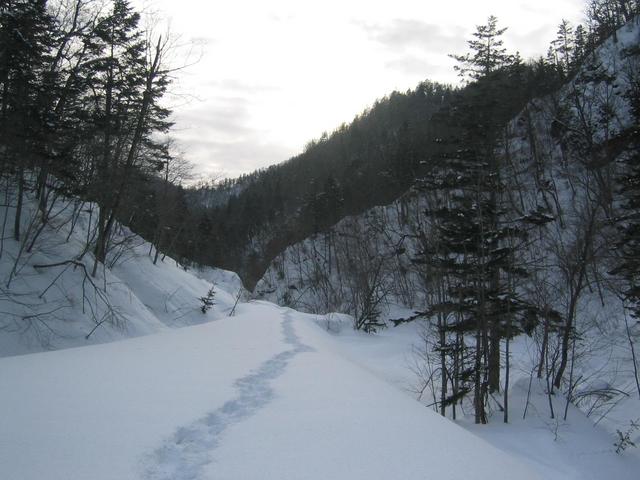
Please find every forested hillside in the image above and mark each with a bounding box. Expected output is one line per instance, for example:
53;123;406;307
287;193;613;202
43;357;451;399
1;0;638;426
1;1;640;478
256;8;640;426
174;81;458;284
129;3;640;291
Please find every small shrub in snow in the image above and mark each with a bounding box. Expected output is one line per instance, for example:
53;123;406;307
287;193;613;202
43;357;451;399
614;419;639;454
199;287;216;314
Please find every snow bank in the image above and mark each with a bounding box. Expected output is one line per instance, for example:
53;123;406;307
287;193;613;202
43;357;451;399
0;186;243;357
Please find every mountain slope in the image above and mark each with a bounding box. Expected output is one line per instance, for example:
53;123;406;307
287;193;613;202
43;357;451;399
0;186;242;357
251;16;640;459
255;18;640;320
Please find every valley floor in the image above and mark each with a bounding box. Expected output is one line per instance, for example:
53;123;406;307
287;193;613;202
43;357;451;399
1;299;638;480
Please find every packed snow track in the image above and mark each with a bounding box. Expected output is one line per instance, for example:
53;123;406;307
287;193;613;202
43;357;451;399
0;301;541;480
143;308;313;480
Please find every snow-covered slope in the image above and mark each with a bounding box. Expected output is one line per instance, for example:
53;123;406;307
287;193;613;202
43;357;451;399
250;17;640;470
255;19;640;321
322;319;640;480
254;194;426;318
0;185;243;357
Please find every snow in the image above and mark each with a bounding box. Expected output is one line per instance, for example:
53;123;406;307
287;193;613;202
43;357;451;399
1;18;639;480
0;302;542;480
321;318;640;480
0;186;242;356
0;188;637;478
0;302;285;480
207;311;537;480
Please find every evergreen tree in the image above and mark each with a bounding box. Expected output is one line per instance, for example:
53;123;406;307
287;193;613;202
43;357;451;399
612;43;640;315
411;18;556;423
87;0;173;275
551;20;575;76
450;15;513;81
573;24;588;67
0;0;55;239
614;142;640;315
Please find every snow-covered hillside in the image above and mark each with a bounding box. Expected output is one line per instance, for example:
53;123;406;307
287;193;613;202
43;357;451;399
251;17;640;467
0;185;244;357
255;19;640;321
254;194;427;318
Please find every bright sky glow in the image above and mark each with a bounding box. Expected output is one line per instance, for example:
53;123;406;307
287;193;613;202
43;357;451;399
139;0;585;179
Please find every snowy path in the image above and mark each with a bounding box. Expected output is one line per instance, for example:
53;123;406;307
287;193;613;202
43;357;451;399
0;302;288;480
143;309;313;480
1;301;543;480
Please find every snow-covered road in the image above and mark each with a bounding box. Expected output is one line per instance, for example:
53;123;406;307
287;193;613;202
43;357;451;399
1;301;540;480
144;307;313;480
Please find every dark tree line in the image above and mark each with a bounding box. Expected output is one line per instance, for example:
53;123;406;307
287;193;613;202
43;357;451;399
0;0;180;276
157;80;458;286
412;7;640;424
119;4;633;293
173;63;565;289
172;12;611;289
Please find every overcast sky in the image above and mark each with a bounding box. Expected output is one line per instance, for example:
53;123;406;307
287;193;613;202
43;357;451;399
137;0;585;180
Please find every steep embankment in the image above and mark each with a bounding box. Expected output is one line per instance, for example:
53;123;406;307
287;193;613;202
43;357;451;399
0;187;243;357
254;194;426;319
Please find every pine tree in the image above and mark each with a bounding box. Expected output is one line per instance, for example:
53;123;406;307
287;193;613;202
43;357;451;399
199;287;216;314
413;19;554;423
0;0;56;239
551;20;575;76
573;24;588;67
87;0;173;275
612;44;640;316
450;15;513;81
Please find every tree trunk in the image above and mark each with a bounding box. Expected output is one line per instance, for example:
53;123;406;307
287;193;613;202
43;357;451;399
504;334;510;423
474;327;486;424
537;309;550;378
91;37;164;275
488;325;501;392
13;166;24;241
554;207;596;389
439;311;447;417
92;206;108;276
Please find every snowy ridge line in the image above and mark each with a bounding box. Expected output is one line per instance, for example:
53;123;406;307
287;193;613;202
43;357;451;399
141;308;313;480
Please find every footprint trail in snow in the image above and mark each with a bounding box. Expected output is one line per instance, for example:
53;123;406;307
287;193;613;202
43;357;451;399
142;309;313;480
